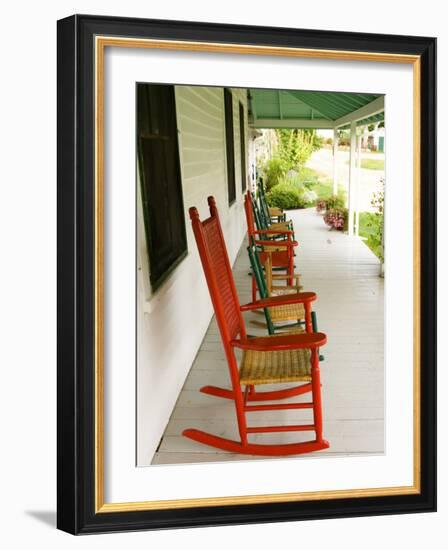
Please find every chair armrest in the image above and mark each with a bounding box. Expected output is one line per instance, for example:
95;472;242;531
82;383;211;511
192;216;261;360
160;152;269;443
231;332;326;351
254;229;294;237
240;292;316;311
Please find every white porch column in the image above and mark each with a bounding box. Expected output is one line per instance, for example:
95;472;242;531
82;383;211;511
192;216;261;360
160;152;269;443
332;128;338;196
348;120;357;236
355;132;362;236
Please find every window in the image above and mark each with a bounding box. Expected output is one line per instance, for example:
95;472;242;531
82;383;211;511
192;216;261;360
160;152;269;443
224;89;236;205
137;83;187;290
239;101;247;192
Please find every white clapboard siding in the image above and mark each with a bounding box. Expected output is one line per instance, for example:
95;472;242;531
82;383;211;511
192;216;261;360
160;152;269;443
137;87;248;465
151;208;385;465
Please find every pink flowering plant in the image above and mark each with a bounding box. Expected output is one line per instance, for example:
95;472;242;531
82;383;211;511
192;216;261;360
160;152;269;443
324;208;348;231
316;199;327;212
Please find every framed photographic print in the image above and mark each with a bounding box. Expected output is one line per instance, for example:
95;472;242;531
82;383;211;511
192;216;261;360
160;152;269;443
57;14;436;534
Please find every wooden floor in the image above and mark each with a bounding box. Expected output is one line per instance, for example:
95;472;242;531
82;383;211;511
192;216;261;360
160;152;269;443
152;208;384;465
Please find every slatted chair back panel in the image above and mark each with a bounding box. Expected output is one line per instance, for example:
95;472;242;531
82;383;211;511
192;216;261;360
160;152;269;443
189;198;245;343
247;244;274;333
259;192;271;225
263;253;274;294
258;181;274;225
244;191;256;238
247;244;269;299
251;192;266;230
202;218;242;340
253;190;269;228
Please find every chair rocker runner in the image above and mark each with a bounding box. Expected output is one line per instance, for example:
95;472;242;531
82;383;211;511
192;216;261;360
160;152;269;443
184;196;329;456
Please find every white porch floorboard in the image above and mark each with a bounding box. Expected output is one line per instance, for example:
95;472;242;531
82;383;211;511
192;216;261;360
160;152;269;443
151;207;384;465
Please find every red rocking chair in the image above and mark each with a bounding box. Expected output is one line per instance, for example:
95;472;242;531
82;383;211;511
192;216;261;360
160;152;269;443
184;196;329;456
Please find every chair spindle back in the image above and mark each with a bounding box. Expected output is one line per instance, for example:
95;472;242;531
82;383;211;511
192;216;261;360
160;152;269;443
189;196;246;343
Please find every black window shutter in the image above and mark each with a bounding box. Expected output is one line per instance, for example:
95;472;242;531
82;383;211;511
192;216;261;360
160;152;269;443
137;84;187;290
239;102;247;192
224;89;236;205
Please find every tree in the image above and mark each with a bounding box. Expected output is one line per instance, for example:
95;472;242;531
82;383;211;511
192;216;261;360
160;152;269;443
275;129;323;171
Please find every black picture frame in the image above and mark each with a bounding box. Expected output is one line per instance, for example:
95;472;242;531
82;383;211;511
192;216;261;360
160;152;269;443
57;14;436;534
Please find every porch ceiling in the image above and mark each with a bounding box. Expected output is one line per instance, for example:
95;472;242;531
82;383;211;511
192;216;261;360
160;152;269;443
248;88;384;129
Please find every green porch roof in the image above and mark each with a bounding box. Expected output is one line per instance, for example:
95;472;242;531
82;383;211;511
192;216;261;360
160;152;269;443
248;89;384;129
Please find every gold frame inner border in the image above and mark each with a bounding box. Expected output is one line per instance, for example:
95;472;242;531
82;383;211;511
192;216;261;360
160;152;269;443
94;36;421;513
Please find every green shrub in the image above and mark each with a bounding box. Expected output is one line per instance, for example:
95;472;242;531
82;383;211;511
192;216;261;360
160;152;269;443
325;194;346;210
315;191;347;213
303;189;318;203
358;187;384;261
366;213;383;253
285;173;305;189
359;212;384;261
262;158;288;190
266;182;310;210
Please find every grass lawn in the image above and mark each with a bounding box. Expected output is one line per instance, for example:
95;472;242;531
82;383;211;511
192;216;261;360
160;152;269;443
346;158;384;170
298;167;334;200
360;158;384;170
358;211;383;259
309;180;334;200
298;166;324;184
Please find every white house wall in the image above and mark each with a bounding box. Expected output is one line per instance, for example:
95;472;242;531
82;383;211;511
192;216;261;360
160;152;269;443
137;86;248;466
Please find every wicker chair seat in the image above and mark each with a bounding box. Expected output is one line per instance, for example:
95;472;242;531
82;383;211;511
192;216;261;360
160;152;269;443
269;301;306;322
269;221;291;231
262;244;289;253
268;206;283;217
271;286;302;295
239;348;311;385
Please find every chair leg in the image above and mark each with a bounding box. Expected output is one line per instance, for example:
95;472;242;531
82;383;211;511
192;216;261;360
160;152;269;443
304;302;313;333
311;349;324;444
311;311;325;361
288;252;294;286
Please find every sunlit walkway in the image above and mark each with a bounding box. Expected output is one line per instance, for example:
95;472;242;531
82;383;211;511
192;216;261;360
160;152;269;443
152;208;384;465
